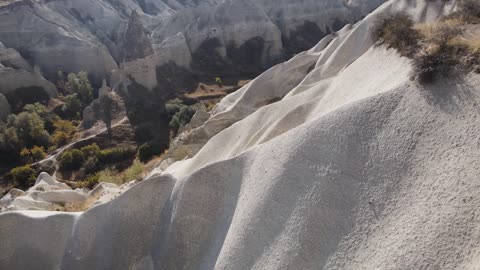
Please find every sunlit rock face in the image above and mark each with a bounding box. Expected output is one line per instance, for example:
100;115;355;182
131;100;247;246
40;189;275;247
0;0;387;89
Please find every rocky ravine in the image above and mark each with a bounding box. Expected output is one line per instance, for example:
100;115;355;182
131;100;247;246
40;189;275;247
3;0;480;269
0;0;386;91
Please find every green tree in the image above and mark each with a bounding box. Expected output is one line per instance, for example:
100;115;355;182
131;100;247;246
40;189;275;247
13;111;50;148
23;103;59;133
52;131;69;147
138;143;152;162
30;145;46;161
93;92;121;138
0;124;21;164
66;72;93;106
169;106;195;136
10;165;37;189
60;149;85;170
62;93;83;119
81;143;101;159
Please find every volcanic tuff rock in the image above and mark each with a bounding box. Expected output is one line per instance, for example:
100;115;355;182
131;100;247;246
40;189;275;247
0;93;10;121
3;1;479;269
0;172;136;212
123;10;154;62
0;43;56;118
0;0;387;90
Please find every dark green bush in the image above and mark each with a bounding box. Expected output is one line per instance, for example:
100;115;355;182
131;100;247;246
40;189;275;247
138;143;152;162
10;165;37;189
60;149;85;170
62;94;83;120
81;143;101;159
169;106;195;136
82;156;100;175
138;142;166;162
98;146;136;165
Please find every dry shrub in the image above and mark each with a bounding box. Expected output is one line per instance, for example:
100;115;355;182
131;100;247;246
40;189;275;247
372;11;420;56
413;44;464;83
412;19;470;83
442;0;480;24
458;0;480;23
416;19;463;43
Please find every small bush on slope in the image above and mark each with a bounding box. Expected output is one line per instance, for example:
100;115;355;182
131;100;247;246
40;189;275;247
374;3;480;84
9;165;37;189
372;11;420;57
98;146;136;165
138;142;167;162
413;22;465;83
60;149;85;170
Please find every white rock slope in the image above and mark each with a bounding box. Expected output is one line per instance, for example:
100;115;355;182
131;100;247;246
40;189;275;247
2;0;480;269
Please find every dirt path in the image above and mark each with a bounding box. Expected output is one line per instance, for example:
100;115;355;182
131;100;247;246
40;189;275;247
35;116;129;178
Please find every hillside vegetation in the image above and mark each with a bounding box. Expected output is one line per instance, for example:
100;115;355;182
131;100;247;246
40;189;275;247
373;0;480;83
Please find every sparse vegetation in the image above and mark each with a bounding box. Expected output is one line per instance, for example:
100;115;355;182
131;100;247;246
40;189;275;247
373;1;480;84
98;146;136;165
443;0;480;24
77;174;100;189
90;159;144;186
372;11;420;56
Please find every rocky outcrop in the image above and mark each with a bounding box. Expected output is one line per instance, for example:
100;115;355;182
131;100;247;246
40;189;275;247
0;66;58;112
0;44;57;113
123;10;153;61
0;0;388;90
0;42;32;72
0;0;118;82
0;172;136;212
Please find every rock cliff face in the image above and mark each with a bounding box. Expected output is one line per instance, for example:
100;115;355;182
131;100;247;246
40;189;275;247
0;43;57;117
3;1;480;269
0;0;387;90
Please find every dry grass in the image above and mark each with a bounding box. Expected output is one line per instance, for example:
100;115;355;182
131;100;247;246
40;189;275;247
415;19;463;42
96;159;144;185
448;37;480;53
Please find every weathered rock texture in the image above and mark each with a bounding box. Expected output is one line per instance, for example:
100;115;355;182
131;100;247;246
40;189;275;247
0;172;135;212
0;0;387;89
0;42;58;116
3;1;480;270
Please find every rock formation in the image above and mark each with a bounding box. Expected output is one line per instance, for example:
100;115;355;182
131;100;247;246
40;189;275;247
3;1;480;269
0;93;10;120
0;43;57;117
0;0;387;90
0;172;136;212
123;10;154;62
